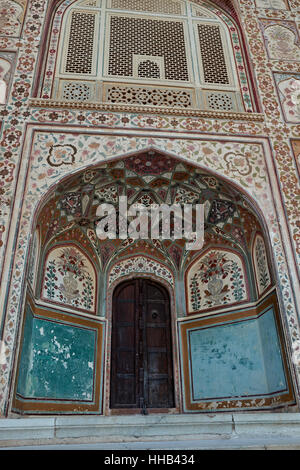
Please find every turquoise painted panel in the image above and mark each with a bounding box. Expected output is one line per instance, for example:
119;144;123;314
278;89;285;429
258;307;287;393
16;306;34;396
17;315;97;401
189;319;268;400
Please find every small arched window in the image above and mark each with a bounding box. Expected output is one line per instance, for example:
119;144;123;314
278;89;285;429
40;0;256;113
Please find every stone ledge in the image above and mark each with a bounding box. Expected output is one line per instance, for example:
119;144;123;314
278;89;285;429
233;412;300;436
0;417;55;440
54;413;232;439
1;413;300;445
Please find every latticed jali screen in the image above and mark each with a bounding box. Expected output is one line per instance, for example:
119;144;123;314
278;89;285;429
105;84;194;107
109;0;184;14
197;24;229;84
65;11;96;74
52;1;250;113
108;16;189;81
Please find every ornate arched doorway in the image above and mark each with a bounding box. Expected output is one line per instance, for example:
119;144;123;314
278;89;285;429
11;150;295;415
110;279;175;412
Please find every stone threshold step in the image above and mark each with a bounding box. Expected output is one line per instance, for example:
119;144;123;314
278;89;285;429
1;413;300;444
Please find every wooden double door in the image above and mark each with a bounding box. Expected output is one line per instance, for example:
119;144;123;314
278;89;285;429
110;279;175;411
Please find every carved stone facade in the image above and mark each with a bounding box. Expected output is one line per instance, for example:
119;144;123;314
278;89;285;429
0;0;299;418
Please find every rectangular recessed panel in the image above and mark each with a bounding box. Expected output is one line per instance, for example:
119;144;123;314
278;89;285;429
187;308;287;402
16;312;97;401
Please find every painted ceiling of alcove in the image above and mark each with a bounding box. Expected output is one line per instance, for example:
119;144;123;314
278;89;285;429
36;150;263;273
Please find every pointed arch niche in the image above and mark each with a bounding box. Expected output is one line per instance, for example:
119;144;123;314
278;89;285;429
13;151;294;415
33;0;260;116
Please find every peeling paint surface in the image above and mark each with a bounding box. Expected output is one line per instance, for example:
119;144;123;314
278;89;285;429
16;306;96;401
188;307;287;401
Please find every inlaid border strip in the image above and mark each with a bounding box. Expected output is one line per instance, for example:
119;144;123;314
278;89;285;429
29;99;265;121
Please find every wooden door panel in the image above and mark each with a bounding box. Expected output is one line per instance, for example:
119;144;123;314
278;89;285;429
110;279;174;410
148;379;171;407
110;281;138;408
145;303;167;321
115;377;136;405
147;351;168;373
117;350;135;373
146;327;167;347
144;281;174;409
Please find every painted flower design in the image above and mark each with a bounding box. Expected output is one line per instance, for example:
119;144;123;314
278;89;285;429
59;271;80;304
56;247;87;280
0;1;21;36
43;246;95;312
109;256;173;286
47;144;77;166
197;251;232;283
189;251;247;311
278;78;300;122
224;152;252;176
265;25;300;60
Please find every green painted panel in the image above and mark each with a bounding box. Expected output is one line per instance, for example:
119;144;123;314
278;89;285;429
188;318;268;400
259;307;287;393
16;305;34;397
185;305;287;402
17;314;97;401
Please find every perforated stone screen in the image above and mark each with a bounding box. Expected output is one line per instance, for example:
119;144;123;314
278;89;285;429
109;0;183;14
65;11;96;74
105;84;194;107
197;24;229;84
138;60;161;79
207;92;233;110
107;16;189;81
48;0;254;112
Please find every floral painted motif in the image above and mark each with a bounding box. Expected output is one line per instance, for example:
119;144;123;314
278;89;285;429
47;144;77;167
263;23;300;60
28;229;39;290
207;200;236;224
291;139;300;177
95;185;118;204
124;152;177;175
108;256;174;287
224;152;252;176
253;235;271;296
0;0;25;36
60;192;82;217
187;250;248;313
174;187;199;204
42;246;96;312
274;73;300;123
